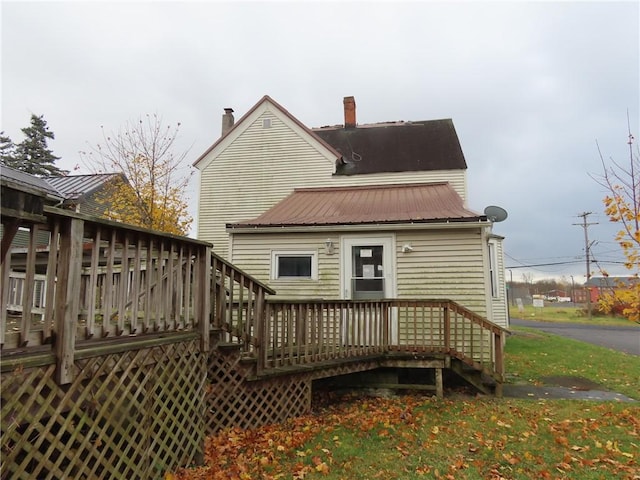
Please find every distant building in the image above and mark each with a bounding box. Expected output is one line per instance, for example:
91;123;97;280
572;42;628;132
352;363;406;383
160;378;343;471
574;276;638;304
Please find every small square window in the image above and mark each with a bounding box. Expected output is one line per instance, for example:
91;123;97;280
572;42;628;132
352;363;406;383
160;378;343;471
262;118;272;128
272;251;317;280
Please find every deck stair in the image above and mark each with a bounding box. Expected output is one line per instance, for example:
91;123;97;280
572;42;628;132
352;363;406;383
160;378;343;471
450;357;497;395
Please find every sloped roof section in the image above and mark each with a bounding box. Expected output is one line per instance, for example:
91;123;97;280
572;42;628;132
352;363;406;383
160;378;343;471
313;119;467;176
45;173;122;201
1;165;62;199
228;183;485;229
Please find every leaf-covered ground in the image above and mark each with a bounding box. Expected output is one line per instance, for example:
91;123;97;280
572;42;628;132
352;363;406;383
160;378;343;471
171;327;640;479
172;394;639;480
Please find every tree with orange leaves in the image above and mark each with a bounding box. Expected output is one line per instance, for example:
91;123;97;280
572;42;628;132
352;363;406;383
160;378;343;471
594;116;639;322
81;114;193;236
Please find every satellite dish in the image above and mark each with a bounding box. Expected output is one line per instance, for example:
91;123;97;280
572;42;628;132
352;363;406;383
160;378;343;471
484;205;508;223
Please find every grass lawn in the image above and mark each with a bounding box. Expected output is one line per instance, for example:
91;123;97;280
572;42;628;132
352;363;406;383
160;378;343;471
509;304;637;326
173;329;640;480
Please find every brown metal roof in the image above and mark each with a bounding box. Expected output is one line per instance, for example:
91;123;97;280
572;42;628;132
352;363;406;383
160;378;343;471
228;183;485;229
313;119;468;176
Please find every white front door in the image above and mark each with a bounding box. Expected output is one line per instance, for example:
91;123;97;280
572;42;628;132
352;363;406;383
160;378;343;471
341;235;396;300
340;235;397;344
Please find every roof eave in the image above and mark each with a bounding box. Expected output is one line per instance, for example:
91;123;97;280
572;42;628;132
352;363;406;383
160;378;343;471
227;217;488;233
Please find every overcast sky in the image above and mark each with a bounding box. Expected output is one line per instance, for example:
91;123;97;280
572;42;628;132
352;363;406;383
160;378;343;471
2;1;638;284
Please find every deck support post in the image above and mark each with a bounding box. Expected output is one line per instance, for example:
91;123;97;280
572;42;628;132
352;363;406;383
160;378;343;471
494;330;505;398
435;367;443;399
54;216;83;385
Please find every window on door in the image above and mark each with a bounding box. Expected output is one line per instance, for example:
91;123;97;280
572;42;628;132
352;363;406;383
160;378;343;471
352;245;385;299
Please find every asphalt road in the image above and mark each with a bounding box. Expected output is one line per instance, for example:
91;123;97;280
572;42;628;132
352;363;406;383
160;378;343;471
510;318;640;356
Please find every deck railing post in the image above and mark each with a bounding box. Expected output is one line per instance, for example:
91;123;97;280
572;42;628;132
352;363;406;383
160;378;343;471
257;296;267;375
383;301;390;351
199;246;211;352
443;303;451;354
54;216;83;385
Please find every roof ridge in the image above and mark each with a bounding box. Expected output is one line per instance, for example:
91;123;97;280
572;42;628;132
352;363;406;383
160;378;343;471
45;172;120;179
312;118;453;130
293;182;449;193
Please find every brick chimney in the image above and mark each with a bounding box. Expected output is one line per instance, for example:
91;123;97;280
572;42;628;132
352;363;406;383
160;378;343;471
221;108;235;136
343;96;356;128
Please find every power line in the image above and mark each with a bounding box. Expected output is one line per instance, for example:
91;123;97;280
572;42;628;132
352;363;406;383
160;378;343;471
506;261;582;269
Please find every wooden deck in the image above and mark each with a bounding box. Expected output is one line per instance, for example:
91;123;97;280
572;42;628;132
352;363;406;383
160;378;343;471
1;206;508;479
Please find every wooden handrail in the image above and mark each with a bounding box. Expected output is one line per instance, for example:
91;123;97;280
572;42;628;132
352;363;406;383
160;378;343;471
1;207;214;384
256;298;508;382
2;202;506;388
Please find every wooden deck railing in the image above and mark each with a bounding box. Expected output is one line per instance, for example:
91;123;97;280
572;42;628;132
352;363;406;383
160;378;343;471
1;207;214;383
258;299;507;382
209;252;275;351
1;206;276;381
2;205;505;386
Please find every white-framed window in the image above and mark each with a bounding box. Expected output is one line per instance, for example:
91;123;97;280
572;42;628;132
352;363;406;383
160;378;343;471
271;251;317;280
262;118;272;128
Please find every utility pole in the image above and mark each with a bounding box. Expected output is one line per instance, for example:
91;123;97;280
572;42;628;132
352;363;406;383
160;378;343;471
573;212;598;319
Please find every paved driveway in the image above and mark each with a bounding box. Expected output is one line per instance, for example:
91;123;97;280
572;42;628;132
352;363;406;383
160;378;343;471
510;318;640;356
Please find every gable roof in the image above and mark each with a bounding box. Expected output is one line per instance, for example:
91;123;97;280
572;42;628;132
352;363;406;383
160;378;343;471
193;96;468;177
193;95;343;168
313;119;467;175
45;173;123;201
228;182;484;229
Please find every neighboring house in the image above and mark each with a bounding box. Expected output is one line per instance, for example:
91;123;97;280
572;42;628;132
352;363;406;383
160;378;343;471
1;165;65;255
1;169;125;248
575;276;639;304
194;95;509;327
45;173;126;217
1;167;127;313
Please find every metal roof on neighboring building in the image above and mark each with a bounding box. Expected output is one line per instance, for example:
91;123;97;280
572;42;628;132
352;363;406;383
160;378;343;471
228;182;485;229
0;165;63;199
45;173;121;200
313;119;468;176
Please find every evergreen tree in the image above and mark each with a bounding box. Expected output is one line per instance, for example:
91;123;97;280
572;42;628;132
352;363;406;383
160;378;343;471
0;132;16;165
1;114;68;176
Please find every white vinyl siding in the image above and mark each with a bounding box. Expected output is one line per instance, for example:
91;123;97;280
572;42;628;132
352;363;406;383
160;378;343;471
196;101;468;259
489;236;509;327
230;232;341;299
395;229;488;317
231;227;492;320
198;109;336;258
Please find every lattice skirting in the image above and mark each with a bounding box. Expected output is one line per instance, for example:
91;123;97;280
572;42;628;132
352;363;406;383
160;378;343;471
205;347;312;433
1;340;206;480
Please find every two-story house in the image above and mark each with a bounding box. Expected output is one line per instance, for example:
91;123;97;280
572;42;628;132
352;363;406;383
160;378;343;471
194;96;508;328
